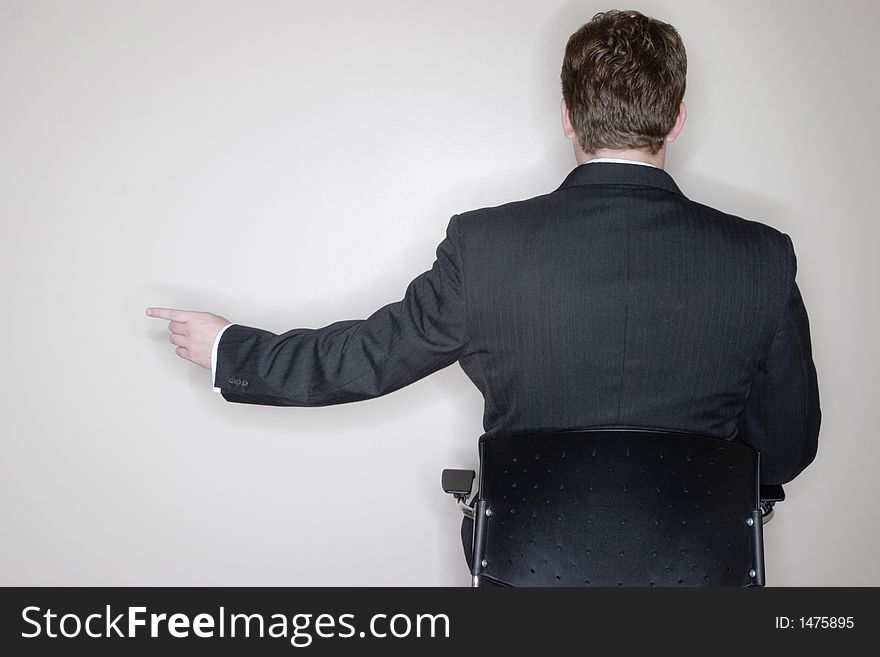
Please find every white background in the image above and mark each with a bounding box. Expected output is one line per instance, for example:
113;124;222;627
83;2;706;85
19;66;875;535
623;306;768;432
1;0;877;585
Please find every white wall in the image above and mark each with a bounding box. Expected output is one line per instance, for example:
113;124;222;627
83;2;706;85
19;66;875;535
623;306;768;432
1;0;876;585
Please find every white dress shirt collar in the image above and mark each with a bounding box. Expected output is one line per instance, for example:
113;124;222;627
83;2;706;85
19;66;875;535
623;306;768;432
584;157;657;168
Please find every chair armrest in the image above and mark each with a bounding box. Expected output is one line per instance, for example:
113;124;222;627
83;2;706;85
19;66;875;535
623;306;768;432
442;469;475;502
759;484;785;524
760;484;786;503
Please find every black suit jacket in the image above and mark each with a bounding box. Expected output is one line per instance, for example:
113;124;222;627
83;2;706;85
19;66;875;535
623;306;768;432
215;162;820;484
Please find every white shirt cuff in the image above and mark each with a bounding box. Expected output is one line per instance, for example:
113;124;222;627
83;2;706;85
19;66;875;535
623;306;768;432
212;323;234;392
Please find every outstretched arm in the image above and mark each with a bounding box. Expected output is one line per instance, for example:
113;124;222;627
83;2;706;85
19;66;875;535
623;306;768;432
148;214;470;407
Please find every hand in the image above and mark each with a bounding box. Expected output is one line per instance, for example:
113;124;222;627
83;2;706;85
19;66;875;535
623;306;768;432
146;307;231;369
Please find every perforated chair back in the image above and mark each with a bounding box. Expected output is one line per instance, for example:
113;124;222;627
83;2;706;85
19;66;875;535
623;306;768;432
470;428;764;587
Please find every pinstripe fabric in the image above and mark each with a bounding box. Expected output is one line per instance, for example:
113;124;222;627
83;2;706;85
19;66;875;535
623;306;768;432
216;163;820;484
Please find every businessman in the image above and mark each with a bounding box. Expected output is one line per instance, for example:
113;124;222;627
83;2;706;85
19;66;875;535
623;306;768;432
147;10;820;486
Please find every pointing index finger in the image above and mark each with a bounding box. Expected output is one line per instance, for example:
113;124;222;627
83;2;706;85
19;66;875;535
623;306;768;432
146;307;191;321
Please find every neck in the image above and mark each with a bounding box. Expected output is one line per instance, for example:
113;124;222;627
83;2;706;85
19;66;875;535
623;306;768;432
575;145;667;169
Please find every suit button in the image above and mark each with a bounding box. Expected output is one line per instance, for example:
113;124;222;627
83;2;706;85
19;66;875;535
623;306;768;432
234;378;241;385
228;377;234;384
242;380;248;386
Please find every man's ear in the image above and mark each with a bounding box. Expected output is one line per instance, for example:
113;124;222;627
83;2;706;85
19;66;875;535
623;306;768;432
561;98;577;140
665;101;687;143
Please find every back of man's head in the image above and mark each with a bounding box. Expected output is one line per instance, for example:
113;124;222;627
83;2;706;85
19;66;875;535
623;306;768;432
561;10;687;155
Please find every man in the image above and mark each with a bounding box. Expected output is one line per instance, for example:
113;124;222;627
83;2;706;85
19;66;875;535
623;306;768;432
147;10;820;487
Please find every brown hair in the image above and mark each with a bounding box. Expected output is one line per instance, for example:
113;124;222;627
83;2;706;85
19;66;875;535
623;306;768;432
561;10;687;155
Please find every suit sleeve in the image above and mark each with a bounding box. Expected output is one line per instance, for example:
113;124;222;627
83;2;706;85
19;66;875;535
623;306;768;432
736;236;821;485
214;214;469;406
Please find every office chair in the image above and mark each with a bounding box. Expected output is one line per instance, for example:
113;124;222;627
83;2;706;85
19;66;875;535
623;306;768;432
442;428;785;587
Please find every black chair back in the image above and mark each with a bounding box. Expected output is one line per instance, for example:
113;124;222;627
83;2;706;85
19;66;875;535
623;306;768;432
470;428;764;587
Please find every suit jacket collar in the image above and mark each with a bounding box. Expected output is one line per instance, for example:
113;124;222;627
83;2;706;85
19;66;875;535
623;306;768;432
557;162;685;197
